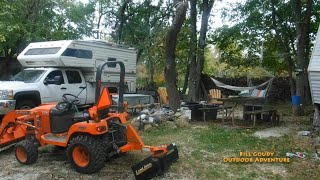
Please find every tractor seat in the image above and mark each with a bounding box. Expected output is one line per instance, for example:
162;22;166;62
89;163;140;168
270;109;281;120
73;112;90;122
50;107;75;134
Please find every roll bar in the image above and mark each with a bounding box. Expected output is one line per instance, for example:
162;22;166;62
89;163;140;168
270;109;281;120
95;61;125;113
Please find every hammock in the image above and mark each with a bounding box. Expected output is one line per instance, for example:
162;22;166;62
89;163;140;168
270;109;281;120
210;77;274;92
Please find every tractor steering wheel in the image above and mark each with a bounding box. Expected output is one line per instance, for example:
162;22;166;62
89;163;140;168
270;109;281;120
62;93;81;105
55;94;80;111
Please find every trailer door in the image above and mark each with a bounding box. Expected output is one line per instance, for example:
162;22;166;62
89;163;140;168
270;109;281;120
63;70;87;104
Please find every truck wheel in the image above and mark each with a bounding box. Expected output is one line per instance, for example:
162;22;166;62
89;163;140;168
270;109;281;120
67;135;105;174
16;100;36;110
14;140;38;165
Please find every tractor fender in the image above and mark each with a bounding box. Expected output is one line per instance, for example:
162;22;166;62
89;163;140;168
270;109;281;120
66;120;108;143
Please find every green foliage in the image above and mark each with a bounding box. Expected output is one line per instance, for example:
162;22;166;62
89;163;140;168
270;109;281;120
98;0;171;86
203;46;276;78
98;0;192;88
0;0;95;56
210;0;320;74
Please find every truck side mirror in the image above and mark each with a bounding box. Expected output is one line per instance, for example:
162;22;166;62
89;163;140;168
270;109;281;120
44;79;49;85
53;76;63;85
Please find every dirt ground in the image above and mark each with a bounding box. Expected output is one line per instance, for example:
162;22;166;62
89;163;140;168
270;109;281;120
1;104;319;180
0;146;134;180
0;125;306;180
0;145;176;180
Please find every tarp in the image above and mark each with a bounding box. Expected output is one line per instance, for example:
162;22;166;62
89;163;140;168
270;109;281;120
210;77;274;92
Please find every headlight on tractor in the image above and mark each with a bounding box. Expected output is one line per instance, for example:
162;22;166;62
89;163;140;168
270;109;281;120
0;90;14;99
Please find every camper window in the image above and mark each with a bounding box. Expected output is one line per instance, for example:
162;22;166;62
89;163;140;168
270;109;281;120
108;87;118;94
66;70;82;84
25;47;61;55
62;48;93;59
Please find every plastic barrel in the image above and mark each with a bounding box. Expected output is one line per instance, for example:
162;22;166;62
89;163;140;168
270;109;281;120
292;95;301;106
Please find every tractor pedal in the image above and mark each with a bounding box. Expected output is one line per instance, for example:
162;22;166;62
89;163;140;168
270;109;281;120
108;130;117;134
112;143;120;154
108;130;117;142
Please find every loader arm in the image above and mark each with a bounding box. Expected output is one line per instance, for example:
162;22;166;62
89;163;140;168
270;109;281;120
93;60;179;179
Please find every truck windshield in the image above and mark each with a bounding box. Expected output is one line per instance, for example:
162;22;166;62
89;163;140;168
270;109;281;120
11;70;45;83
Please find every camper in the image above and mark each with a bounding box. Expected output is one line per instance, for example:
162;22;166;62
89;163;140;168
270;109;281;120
18;40;137;91
308;25;320;128
0;40;151;115
308;26;320;105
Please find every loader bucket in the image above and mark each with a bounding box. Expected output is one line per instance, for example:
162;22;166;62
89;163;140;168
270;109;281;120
131;143;179;180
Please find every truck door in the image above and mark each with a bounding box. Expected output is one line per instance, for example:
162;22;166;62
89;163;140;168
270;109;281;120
41;70;66;103
64;70;87;104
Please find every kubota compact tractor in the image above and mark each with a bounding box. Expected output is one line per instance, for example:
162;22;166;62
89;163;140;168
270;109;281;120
0;61;178;179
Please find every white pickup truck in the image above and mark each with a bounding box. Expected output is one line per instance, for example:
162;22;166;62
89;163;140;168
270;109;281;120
0;67;96;115
0;40;152;116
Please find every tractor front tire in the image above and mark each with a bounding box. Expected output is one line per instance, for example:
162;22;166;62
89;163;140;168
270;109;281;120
67;135;105;174
14;140;38;165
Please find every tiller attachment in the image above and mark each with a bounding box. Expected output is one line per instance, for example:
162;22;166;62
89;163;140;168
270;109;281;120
131;143;179;180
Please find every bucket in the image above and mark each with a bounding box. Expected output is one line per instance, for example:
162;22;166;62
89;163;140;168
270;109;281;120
203;104;218;120
292;95;301;106
181;102;203;120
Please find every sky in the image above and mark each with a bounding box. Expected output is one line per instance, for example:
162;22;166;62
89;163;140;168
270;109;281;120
80;0;243;38
211;0;241;28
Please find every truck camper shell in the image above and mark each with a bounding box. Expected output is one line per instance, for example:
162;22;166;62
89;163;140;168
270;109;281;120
17;40;137;92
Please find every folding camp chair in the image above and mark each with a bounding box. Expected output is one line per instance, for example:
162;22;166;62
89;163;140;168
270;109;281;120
158;87;169;106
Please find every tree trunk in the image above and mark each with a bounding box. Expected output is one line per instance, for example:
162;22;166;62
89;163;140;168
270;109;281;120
294;0;313;107
96;1;103;39
0;47;14;80
188;0;198;101
188;0;214;102
295;0;304;100
0;59;9;80
164;2;187;111
148;56;154;83
117;0;130;43
270;0;296;96
287;57;295;96
181;60;190;95
314;104;320;133
303;0;313;105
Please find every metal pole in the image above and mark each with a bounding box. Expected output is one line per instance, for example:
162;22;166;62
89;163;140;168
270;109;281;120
95;61;125;112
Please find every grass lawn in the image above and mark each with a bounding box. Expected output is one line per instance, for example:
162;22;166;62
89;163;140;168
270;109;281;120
138;102;320;180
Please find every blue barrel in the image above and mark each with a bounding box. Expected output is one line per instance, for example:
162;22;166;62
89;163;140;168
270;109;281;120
292;95;301;106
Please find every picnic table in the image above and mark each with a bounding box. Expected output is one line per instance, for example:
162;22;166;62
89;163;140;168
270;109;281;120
211;96;275;127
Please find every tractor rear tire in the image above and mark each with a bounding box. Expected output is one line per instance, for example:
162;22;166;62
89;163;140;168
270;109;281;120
14;140;38;165
67;135;106;174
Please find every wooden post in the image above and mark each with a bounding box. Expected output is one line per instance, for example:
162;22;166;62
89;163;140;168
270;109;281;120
314;105;320;132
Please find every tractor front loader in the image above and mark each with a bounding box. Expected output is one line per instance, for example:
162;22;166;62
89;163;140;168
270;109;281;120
0;111;28;151
0;61;178;179
93;61;179;179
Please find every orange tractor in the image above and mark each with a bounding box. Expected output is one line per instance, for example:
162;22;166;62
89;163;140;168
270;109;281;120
0;61;178;179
